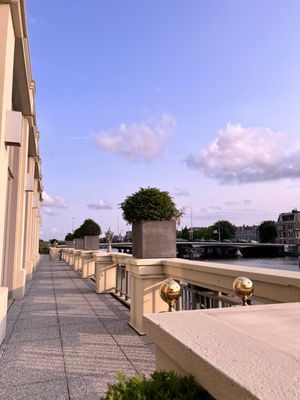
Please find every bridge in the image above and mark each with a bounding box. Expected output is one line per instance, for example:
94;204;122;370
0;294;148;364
100;242;287;259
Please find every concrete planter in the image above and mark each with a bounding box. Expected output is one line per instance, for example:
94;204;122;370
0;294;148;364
84;235;99;250
74;238;84;249
132;220;176;258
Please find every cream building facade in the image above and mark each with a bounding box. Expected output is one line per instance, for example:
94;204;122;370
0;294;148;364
0;0;42;343
276;209;300;246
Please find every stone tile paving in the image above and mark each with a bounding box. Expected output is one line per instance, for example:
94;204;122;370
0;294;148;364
0;255;155;399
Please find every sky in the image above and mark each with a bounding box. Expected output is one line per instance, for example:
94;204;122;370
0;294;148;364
26;0;300;240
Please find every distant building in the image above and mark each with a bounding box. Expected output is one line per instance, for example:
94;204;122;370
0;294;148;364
124;231;132;242
234;225;260;242
276;209;300;245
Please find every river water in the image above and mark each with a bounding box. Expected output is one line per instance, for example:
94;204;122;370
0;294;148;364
214;257;300;272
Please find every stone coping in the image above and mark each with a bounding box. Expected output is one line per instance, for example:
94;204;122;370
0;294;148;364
143;303;300;400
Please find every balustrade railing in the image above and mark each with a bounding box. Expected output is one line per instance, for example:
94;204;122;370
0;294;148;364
178;282;241;310
115;264;130;303
62;248;300;318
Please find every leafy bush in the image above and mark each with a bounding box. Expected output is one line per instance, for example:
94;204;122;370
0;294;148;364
80;218;101;236
73;219;101;238
65;232;74;241
73;227;83;239
120;187;181;224
100;371;213;400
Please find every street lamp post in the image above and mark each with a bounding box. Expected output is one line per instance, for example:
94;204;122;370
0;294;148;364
105;227;113;253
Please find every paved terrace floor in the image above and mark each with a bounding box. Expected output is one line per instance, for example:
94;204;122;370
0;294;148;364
0;256;155;400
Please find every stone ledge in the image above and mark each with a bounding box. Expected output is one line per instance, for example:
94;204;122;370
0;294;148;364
143;303;300;400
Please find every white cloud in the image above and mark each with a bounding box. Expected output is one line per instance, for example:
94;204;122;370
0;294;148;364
42;207;60;216
92;114;176;161
42;192;68;209
210;206;222;211
171;187;190;197
224;199;252;207
243;199;252;205
87;200;113;210
184;122;300;184
224;201;239;207
51;227;59;235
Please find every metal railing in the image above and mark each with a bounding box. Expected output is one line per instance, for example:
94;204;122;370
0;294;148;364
177;282;242;310
114;264;239;310
115;264;130;302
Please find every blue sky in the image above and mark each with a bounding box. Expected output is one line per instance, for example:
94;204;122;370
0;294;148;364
26;0;300;240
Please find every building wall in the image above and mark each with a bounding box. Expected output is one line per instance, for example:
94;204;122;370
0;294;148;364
234;225;260;242
276;210;300;245
0;0;42;343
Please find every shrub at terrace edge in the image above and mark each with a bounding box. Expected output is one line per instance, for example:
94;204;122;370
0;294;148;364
100;371;213;400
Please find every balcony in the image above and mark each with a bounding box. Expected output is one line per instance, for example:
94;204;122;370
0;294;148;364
1;248;299;399
51;247;299;399
0;255;155;399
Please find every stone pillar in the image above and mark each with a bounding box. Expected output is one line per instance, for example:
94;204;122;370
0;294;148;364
69;249;75;267
80;250;95;278
23;156;35;281
49;247;61;260
93;253;115;293
65;249;71;264
10;117;30;298
73;250;81;271
30;208;38;273
0;287;8;344
125;258;167;334
0;5;14;288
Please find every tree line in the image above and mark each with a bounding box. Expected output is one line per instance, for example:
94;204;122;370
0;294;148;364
177;220;277;243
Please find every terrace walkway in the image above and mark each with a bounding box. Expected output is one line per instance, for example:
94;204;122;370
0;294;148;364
0;256;155;400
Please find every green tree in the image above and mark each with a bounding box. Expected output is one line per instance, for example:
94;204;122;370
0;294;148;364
193;227;213;241
180;226;190;240
259;221;277;243
39;239;49;249
211;220;235;241
65;232;74;241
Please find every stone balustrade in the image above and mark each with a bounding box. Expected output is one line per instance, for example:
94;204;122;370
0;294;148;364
57;248;300;399
60;248;300;334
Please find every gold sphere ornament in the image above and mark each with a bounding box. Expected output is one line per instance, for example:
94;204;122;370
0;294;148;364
160;279;182;312
233;276;254;306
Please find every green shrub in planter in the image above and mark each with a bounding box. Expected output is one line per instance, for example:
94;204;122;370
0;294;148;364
73;227;83;239
120;188;182;258
120;187;181;224
65;232;74;241
79;219;101;236
100;371;213;400
73;220;101;238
